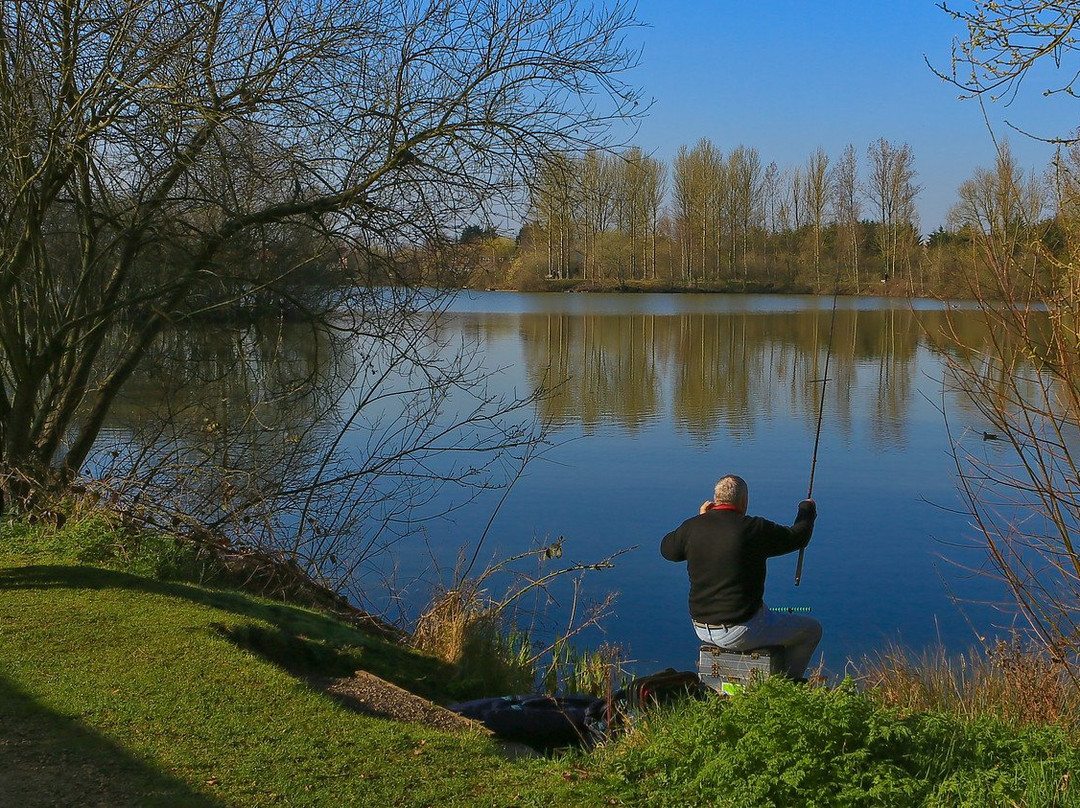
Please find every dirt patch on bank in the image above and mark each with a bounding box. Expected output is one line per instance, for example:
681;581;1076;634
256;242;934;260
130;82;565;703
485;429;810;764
307;670;478;731
306;671;539;758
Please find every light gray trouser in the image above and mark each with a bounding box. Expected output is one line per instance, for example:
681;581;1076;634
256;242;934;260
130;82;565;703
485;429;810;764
693;604;822;679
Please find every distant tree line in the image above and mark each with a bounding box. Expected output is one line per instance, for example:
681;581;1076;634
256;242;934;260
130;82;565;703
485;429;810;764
446;135;1078;299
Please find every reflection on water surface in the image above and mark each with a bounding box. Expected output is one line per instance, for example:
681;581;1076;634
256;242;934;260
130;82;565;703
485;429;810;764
101;292;1021;673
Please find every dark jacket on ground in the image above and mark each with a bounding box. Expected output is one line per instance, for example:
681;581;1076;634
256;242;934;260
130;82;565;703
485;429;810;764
660;502;815;625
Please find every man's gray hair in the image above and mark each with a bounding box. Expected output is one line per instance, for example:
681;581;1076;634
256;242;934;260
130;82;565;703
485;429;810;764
714;475;748;507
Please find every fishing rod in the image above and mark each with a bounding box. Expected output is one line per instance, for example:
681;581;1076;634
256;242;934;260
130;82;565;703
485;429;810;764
795;282;841;587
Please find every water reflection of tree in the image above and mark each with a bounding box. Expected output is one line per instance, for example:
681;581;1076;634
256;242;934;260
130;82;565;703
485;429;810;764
510;307;961;445
518;314;662;433
101;320;353;528
92;292;545;610
865;309;920;450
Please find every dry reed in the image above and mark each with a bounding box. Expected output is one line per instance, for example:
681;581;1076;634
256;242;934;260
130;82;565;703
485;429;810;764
854;639;1080;733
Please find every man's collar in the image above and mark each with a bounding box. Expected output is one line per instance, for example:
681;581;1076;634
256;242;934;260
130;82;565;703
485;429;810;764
709;503;745;514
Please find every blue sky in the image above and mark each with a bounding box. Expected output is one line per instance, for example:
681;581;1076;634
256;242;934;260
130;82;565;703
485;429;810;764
621;0;1078;234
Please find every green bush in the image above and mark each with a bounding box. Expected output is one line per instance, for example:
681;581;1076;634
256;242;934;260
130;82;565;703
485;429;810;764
3;512;205;582
599;677;1080;807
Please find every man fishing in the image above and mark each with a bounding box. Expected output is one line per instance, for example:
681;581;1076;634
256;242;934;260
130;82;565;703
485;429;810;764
660;474;822;680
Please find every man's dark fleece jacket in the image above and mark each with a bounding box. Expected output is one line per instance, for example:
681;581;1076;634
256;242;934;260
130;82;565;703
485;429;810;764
660;502;816;626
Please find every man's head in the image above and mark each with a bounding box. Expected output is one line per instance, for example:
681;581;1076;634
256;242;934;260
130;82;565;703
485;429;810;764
713;475;748;513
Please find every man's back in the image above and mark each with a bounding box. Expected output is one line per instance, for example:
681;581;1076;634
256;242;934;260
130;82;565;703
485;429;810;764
661;509;810;625
661;477;821;679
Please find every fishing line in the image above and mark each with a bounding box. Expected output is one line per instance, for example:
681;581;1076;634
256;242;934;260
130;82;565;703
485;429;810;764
795;280;841;586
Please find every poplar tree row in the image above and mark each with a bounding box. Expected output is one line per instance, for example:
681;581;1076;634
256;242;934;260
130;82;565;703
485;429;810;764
523;137;922;290
529;147;666;283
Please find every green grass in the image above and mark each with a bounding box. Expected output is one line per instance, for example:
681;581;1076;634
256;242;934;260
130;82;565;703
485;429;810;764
5;514;1080;806
0;519;624;806
588;677;1080;807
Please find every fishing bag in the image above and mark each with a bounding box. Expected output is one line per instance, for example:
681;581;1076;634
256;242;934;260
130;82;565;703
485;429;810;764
448;694;602;752
619;667;709;710
449;670;709;751
578;669;709;747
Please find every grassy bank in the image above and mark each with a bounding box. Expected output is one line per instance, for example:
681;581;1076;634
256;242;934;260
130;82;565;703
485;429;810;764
4;515;1080;806
0;517;620;807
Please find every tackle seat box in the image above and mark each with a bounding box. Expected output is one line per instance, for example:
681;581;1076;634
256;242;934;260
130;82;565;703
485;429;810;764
698;644;785;692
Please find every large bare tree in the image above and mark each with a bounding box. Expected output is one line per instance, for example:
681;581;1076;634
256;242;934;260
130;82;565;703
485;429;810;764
0;0;641;509
726;145;763;279
616;146;665;281
947;139;1046;290
671;138;724;282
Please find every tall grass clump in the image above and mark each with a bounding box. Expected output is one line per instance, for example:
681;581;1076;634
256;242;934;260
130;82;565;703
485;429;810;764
540;640;628;697
412;585;537;698
856;640;1080;732
411;587;628;700
594;676;1080;807
413;537;628;698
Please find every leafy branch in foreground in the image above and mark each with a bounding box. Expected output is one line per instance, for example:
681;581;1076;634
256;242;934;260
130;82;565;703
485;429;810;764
934;2;1080;678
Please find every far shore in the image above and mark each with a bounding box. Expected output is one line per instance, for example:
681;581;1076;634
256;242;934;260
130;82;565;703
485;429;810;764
471;276;917;297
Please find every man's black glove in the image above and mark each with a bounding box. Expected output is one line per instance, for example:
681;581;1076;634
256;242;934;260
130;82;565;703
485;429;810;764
797;499;817;522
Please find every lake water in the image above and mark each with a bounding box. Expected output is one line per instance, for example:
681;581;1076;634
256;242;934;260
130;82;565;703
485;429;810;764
97;289;1019;678
406;291;1016;676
